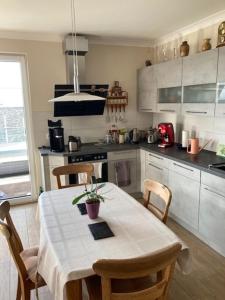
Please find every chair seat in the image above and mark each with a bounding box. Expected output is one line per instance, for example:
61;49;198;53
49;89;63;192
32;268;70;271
85;274;155;300
20;246;45;286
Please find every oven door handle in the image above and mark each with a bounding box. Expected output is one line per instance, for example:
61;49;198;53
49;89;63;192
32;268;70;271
70;159;108;164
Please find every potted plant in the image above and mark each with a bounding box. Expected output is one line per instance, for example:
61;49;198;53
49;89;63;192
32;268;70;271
72;183;105;219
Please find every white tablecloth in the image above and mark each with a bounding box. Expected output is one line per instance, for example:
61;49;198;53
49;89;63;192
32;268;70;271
37;182;191;300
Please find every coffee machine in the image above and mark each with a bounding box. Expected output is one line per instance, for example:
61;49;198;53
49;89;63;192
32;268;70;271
48;120;65;152
158;123;174;148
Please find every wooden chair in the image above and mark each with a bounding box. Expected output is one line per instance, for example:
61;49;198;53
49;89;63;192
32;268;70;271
85;242;182;300
0;201;46;300
143;179;172;224
52;163;94;189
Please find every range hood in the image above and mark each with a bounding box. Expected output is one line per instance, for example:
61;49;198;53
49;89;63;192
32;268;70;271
53;84;108;117
50;35;108;116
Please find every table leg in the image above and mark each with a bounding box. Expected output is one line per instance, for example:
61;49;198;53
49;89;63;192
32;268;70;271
66;279;82;300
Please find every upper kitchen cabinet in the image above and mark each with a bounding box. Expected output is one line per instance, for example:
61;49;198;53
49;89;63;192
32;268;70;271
215;47;225;117
155;59;182;114
182;49;218;85
182;83;216;116
155;58;182;88
182;49;218;117
137;66;157;112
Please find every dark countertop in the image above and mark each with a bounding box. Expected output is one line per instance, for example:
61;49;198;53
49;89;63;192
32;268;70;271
139;144;225;178
39;143;225;179
39;143;140;157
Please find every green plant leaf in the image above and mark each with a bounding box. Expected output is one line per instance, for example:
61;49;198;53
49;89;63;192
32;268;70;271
97;195;105;202
94;183;105;192
72;191;90;205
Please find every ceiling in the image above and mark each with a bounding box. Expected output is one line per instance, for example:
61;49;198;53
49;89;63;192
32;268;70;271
1;0;225;42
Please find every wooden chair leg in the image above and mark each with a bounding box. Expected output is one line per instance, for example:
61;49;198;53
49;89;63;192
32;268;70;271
66;279;82;300
20;284;30;300
16;276;21;300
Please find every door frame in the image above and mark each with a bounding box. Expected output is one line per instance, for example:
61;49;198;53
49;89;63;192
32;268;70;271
0;54;37;204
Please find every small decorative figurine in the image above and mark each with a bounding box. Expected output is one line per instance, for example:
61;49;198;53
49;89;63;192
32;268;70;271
180;41;190;57
145;60;152;67
202;38;212;51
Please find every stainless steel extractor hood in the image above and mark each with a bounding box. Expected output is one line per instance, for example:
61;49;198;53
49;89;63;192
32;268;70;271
64;34;88;84
49;34;108;116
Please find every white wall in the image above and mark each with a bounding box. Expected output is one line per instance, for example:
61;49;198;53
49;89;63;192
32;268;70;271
33;43;153;146
0;38;153;192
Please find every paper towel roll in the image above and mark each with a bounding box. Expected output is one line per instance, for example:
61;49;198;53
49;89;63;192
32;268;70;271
182;130;189;148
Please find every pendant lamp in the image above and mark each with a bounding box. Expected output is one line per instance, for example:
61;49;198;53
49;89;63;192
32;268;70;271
49;0;105;102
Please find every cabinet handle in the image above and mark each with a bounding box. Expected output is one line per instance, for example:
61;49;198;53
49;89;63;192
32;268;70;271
113;151;134;155
149;153;163;160
186;111;207;114
159;109;175;112
148;163;163;171
173;162;194;172
140;108;152;111
203;187;225;199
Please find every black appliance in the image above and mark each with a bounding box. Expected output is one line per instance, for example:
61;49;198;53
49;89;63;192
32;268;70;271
68;152;108;184
48;120;65;152
53;84;109;117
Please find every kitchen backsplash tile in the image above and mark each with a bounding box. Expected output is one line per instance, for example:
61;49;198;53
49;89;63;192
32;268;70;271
33;110;153;147
152;113;225;152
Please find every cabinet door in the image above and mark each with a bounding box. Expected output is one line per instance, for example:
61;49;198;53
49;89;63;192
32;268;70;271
182;83;216;117
145;162;168;185
199;185;225;256
139;150;146;193
215;47;225;115
158;87;182;103
157;103;181;114
215;85;225;117
182;103;215;117
49;156;68;190
168;171;200;230
137;66;157;112
217;47;225;82
182;49;218;85
155;58;182;88
145;161;168;211
108;158;137;194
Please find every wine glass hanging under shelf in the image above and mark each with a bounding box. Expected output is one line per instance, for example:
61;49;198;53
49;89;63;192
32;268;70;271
107;81;128;112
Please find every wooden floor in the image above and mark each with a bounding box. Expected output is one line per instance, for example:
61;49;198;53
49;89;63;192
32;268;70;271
1;203;225;300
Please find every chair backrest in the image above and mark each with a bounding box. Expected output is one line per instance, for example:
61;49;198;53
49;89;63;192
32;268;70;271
0;201;27;281
52;163;94;189
93;242;181;300
143;179;172;224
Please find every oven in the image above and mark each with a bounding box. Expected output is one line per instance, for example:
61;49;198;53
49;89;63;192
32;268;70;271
68;152;108;184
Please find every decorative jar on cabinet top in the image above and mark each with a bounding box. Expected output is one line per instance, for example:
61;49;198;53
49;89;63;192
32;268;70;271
202;38;212;51
180;41;190;57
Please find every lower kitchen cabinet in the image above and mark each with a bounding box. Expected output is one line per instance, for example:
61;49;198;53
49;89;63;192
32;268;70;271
139;149;146;193
141;150;225;257
108;150;137;194
199;184;225;256
145;157;169;212
145;160;168;185
168;170;200;231
40;154;67;191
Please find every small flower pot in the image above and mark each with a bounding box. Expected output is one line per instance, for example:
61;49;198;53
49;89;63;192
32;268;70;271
85;200;100;219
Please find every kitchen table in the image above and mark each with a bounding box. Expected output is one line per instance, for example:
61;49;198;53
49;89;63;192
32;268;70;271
37;182;191;300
